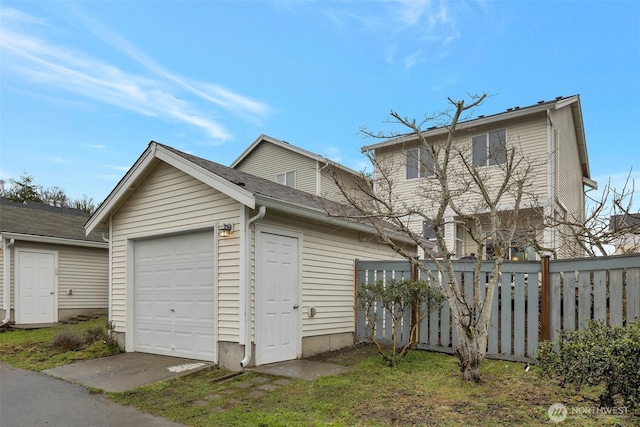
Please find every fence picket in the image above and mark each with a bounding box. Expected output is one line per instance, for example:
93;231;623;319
610;270;623;326
563;271;576;331
355;254;640;363
578;271;591;330
513;272;526;357
593;270;607;322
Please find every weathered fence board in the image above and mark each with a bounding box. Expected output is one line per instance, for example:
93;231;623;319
355;254;640;363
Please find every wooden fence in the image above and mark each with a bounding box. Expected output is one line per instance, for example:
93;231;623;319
355;254;640;363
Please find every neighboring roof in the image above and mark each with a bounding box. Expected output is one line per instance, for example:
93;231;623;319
86;142;413;244
361;95;591;179
0;198;107;247
231;134;363;177
610;213;640;231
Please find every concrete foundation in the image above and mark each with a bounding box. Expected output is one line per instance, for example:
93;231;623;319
302;332;354;358
58;308;107;322
217;341;248;371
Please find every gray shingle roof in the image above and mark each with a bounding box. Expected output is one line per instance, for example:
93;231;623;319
158;143;348;215
0;198;106;243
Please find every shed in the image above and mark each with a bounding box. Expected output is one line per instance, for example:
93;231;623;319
1;198;108;325
86;141;411;370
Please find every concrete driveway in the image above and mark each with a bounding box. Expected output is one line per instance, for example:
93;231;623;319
0;362;185;427
43;352;216;392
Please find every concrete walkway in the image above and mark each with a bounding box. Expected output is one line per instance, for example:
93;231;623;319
248;359;351;380
43;352;215;392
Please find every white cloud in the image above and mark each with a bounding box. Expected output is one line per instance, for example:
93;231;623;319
321;1;461;69
0;5;273;141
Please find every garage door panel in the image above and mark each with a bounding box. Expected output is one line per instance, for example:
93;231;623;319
134;231;216;362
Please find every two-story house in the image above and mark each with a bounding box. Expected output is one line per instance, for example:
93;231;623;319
231;134;366;204
360;95;596;260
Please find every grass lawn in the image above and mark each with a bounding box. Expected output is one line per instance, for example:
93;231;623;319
108;349;638;426
0;317;120;371
1;325;636;426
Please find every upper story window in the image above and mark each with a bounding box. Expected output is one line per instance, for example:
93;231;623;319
276;171;296;188
406;147;435;180
472;129;507;167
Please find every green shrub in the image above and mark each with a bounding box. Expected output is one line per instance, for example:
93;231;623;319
52;329;84;351
536;319;640;409
359;278;444;366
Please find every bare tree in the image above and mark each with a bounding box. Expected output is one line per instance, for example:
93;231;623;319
548;172;639;256
325;95;544;381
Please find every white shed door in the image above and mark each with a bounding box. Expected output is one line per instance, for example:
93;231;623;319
134;231;216;362
18;251;56;324
257;231;299;365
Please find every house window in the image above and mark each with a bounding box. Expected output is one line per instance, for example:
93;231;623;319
423;220;444;254
276;171;296;188
406;147;435;180
472;129;507;167
455;224;464;258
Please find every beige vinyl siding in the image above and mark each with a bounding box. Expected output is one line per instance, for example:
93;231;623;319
261;212;411;338
7;241;108;310
552;107;583;217
110;161;242;340
319;167;364;204
58;246;107;309
234;142;317;194
374;115;550;213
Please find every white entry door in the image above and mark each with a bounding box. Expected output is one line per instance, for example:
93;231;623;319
256;230;300;365
134;231;216;362
18;250;56;324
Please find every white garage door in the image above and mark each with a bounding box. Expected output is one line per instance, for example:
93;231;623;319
134;231;216;362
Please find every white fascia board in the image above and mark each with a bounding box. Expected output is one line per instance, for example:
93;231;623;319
254;194;415;245
361;102;556;153
155;145;255;209
1;232;108;249
85;144;158;235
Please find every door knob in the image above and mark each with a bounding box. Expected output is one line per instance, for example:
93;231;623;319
293;304;299;310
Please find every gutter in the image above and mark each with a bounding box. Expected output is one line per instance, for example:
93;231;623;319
240;206;266;368
2;238;15;325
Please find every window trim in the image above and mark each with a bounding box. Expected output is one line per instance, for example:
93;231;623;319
471;129;507;167
405;146;435;180
275;170;296;188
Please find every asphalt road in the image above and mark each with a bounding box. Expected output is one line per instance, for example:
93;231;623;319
0;363;185;427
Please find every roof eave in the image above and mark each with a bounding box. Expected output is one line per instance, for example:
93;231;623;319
254;194;415;245
1;232;108;249
85;142;256;235
361;100;559;153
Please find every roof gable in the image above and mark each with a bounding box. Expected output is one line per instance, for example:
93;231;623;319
86;142;413;244
231;134;362;177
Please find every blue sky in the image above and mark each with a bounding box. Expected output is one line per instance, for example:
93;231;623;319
1;1;639;204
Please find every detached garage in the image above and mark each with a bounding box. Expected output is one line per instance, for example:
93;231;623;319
86;141;411;371
1;198;108;325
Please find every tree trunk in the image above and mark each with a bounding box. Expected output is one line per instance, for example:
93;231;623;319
455;330;485;382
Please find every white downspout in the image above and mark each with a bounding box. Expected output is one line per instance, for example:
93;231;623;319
2;238;15;325
240;206;266;368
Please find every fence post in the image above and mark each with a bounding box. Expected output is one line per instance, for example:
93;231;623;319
540;256;550;341
410;260;419;349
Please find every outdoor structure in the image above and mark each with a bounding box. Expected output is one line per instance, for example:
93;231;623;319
85;141;410;371
361;95;596;260
610;214;640;254
0;198;108;325
231;134;366;203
